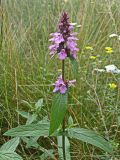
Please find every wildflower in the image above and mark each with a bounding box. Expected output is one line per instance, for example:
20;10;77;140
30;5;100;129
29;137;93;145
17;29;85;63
108;83;117;89
53;75;76;94
94;65;120;74
109;34;118;38
105;65;120;74
109;33;120;41
49;12;79;60
90;55;96;59
85;46;93;50
105;47;113;53
105;47;112;50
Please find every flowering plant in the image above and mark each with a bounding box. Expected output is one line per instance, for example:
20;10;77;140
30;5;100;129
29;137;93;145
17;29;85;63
2;11;113;160
48;12;113;159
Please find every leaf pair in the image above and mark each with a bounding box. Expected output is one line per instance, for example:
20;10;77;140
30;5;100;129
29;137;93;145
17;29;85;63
4;123;113;154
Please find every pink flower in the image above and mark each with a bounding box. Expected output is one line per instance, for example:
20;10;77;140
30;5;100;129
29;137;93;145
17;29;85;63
58;49;67;60
53;75;76;94
49;44;59;56
49;12;79;60
49;33;64;44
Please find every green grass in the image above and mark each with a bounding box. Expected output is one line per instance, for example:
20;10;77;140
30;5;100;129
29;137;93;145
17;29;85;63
0;0;120;159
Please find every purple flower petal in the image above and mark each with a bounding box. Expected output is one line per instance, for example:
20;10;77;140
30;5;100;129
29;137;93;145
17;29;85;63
49;33;64;44
68;80;76;86
53;86;59;93
58;49;67;60
68;36;78;41
59;85;67;94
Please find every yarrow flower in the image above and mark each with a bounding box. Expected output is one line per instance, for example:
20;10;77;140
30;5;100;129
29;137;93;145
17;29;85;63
53;75;76;94
105;64;120;74
109;34;118;38
49;12;79;60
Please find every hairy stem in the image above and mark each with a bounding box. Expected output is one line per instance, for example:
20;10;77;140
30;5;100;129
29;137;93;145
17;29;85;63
62;60;66;160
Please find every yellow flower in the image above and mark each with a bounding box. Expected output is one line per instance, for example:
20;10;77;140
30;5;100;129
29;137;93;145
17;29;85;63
106;50;113;53
90;56;96;59
108;83;117;89
85;46;93;50
105;47;112;50
105;47;113;53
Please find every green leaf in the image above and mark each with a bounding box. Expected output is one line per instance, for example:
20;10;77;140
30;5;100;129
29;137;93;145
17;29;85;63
0;137;20;152
35;98;43;111
39;148;54;160
4;122;50;137
49;93;68;135
21;137;39;148
26;114;37;124
17;110;37;124
68;127;113;153
68;116;74;126
0;151;23;160
57;136;71;160
69;57;78;77
16;110;30;119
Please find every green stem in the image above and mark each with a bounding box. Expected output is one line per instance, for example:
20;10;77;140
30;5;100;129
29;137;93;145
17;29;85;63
62;60;66;160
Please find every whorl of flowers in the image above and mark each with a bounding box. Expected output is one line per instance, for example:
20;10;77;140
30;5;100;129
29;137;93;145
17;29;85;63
49;12;79;60
53;75;76;94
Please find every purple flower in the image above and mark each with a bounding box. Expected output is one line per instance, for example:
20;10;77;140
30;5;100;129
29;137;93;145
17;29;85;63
49;33;64;44
49;44;58;56
53;75;67;94
49;12;79;60
53;75;76;94
58;49;67;60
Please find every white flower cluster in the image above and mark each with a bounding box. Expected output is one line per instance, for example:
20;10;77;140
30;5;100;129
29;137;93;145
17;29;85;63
109;33;120;40
94;65;120;74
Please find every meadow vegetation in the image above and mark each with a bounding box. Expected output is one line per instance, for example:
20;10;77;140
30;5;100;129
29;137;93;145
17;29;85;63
0;0;120;159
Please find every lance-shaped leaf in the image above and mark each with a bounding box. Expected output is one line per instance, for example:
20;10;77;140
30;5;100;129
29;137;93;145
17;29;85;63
0;151;23;160
0;137;20;152
4;122;50;137
68;127;113;153
49;93;68;135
